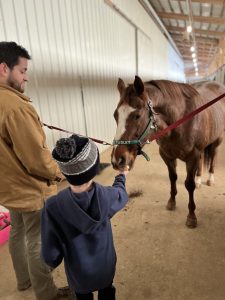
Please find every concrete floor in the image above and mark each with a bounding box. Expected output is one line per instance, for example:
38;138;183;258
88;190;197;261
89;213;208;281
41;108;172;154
1;138;225;300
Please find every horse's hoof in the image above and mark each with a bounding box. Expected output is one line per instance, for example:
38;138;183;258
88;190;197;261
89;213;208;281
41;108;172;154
186;217;197;228
166;201;176;211
206;180;214;186
195;183;201;189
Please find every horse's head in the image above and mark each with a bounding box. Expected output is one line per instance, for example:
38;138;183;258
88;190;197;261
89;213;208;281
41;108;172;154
111;76;156;171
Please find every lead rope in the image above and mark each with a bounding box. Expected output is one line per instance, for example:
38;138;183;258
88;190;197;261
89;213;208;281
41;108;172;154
42;123;112;146
43;91;225;161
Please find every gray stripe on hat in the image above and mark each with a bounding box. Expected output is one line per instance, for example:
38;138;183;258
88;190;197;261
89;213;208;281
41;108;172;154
56;140;98;175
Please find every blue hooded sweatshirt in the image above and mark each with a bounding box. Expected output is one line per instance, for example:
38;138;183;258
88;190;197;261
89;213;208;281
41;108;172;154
41;174;128;294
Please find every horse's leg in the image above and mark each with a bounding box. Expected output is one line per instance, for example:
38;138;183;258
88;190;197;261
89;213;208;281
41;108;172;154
159;148;177;210
185;156;199;228
195;153;203;189
206;137;223;186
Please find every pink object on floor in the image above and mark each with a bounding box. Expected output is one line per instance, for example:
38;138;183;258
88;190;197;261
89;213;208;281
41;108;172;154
0;212;11;246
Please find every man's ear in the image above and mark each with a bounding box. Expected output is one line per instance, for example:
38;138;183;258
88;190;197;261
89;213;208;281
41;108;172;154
0;63;9;76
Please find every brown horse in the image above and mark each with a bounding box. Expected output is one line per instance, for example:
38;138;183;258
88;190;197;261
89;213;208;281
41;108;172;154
111;76;225;228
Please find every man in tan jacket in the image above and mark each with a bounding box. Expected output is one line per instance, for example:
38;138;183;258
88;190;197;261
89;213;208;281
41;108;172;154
0;41;70;300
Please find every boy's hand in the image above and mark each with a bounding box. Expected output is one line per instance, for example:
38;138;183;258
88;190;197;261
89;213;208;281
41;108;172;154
118;170;129;176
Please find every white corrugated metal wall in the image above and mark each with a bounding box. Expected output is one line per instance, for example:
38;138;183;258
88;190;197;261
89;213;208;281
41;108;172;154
0;0;185;152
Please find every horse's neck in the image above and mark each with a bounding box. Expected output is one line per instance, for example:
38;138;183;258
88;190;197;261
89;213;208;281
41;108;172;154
145;85;179;125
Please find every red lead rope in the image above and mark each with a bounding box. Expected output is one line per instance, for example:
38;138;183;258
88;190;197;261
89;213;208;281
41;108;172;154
149;91;225;142
42;123;112;145
43;91;225;145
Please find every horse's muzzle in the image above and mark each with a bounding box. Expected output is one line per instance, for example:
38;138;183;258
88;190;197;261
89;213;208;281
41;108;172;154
111;146;136;171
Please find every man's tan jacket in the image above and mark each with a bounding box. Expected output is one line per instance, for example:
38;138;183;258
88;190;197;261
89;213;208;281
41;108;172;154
0;84;61;211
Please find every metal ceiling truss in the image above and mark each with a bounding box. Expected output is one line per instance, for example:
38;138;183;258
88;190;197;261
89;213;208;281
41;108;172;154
146;0;225;80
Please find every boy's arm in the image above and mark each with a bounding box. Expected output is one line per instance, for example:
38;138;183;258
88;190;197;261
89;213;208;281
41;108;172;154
41;205;63;269
108;172;129;217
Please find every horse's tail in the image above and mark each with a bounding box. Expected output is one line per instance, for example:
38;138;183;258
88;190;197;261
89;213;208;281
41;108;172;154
203;144;213;170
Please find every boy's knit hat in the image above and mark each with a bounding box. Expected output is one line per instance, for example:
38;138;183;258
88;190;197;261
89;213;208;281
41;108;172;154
52;135;99;185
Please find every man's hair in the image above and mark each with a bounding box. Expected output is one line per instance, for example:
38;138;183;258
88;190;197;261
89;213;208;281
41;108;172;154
0;41;31;69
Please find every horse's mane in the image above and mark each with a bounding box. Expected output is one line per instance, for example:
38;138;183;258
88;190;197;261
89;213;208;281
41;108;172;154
145;80;203;123
147;80;200;103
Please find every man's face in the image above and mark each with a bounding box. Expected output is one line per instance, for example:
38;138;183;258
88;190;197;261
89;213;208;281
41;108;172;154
6;57;28;93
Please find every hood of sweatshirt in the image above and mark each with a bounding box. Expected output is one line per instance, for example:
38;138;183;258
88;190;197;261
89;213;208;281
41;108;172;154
50;182;109;235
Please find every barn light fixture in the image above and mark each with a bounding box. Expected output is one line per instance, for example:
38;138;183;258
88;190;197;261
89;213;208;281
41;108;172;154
187;25;192;33
186;0;198;77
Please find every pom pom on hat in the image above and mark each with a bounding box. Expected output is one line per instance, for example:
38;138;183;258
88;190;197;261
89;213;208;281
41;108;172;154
55;137;77;160
52;135;99;185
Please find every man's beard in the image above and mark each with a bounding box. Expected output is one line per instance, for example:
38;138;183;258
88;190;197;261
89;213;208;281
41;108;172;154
7;77;24;93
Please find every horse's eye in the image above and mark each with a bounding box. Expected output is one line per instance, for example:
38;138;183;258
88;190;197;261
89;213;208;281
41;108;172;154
135;114;140;120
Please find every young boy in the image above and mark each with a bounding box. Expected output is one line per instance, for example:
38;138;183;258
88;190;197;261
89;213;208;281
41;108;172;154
41;134;129;300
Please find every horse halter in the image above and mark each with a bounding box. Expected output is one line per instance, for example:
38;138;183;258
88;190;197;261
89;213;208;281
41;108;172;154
113;99;158;161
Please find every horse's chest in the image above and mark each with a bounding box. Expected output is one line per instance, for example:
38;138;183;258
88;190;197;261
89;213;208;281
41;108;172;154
157;137;191;161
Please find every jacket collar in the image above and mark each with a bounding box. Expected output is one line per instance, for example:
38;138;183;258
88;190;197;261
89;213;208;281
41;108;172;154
0;84;32;103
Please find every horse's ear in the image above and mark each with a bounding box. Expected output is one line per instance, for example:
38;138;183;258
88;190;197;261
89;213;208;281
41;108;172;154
117;78;126;95
134;75;144;95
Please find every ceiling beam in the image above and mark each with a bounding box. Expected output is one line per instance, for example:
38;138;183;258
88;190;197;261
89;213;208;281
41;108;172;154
179;0;224;4
181;53;216;58
180;49;214;56
157;12;225;25
172;34;219;44
178;43;217;49
182;53;213;56
177;43;218;49
167;26;225;37
176;44;218;51
181;54;215;59
183;54;211;59
178;42;217;48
